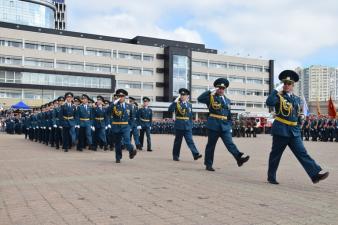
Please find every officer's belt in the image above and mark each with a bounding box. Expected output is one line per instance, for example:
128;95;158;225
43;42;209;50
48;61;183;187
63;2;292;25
112;121;128;125
80;118;90;121
275;116;297;126
63;116;74;120
209;113;227;120
140;118;150;122
176;116;189;120
95;117;104;120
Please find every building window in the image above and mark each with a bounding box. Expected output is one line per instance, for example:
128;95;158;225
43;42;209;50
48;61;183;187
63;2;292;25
143;68;154;76
0;38;22;48
228;89;246;95
118;67;142;75
117;81;141;89
263;78;270;85
192;86;208;94
85;47;111;57
192;73;208;80
0;55;22;65
173;55;190;96
247;78;263;85
229;63;246;71
246;103;254;108
143;82;154;90
247;65;263;73
57;44;84;55
118;51;142;60
231;101;246;107
192;60;208;67
209;61;227;69
209;74;225;81
85;63;111;73
143;54;154;61
228;76;245;83
25;57;54;68
0;88;21;99
246;90;263;96
25;41;55;51
56;60;84;71
0;69;111;89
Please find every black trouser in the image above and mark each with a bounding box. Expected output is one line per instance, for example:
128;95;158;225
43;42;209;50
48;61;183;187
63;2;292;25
62;127;71;150
140;127;151;150
304;128;310;140
49;127;56;146
251;128;257;137
29;128;34;140
45;128;50;145
246;128;251;137
311;128;318;141
39;128;43;142
55;127;62;148
24;126;28;139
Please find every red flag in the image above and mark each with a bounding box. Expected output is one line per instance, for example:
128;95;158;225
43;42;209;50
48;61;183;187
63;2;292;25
328;96;337;118
316;98;321;116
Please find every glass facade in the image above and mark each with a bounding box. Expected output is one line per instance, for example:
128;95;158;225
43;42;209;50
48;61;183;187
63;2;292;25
0;69;112;89
173;55;190;96
0;0;55;28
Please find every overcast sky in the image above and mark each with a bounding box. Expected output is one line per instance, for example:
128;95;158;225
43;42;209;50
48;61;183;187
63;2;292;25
66;0;338;78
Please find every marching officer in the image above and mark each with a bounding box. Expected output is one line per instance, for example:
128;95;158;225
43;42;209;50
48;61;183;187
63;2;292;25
138;97;153;151
53;96;64;149
107;89;137;163
197;78;250;171
46;102;54;146
310;117;319;141
168;88;202;161
59;92;76;152
92;96;109;151
129;97;142;150
303;116;310;141
75;94;94;151
266;70;329;184
104;99;113;150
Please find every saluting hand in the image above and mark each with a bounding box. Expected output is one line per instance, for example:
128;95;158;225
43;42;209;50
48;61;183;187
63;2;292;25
174;95;180;103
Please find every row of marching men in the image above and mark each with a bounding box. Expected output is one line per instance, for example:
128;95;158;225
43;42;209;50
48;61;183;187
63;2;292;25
21;72;330;185
24;89;153;162
301;116;338;142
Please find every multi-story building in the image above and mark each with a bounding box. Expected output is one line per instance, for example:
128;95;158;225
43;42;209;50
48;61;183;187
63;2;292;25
53;0;66;30
295;65;338;114
0;0;56;29
0;21;273;119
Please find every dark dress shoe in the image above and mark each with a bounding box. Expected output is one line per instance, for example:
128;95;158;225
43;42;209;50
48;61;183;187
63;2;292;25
136;144;142;150
237;155;250;167
104;146;108;151
129;150;137;159
312;171;329;184
116;160;121;163
206;166;215;171
147;149;153;152
267;179;279;185
193;154;202;160
173;158;180;161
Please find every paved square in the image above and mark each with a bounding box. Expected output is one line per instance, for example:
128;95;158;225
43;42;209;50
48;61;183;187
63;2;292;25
0;133;337;225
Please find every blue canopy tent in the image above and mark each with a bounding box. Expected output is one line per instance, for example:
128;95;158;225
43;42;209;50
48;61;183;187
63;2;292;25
11;101;31;110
